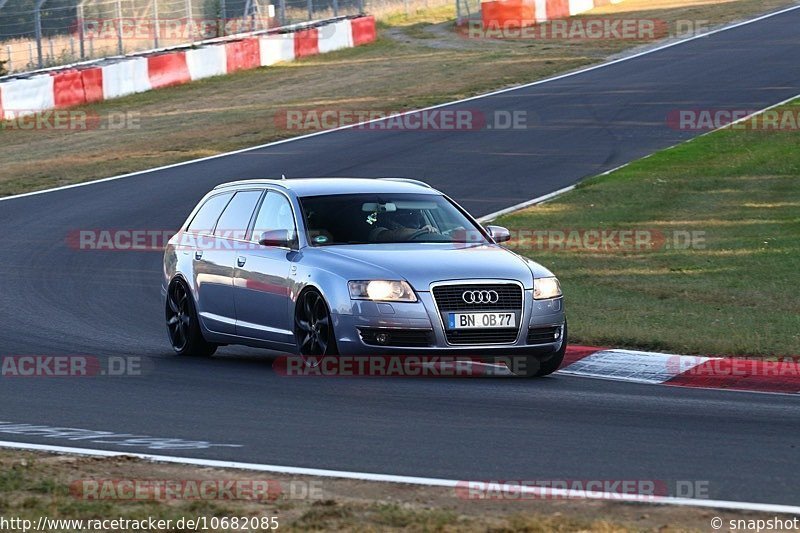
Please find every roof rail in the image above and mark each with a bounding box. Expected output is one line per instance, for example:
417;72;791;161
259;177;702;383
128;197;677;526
379;177;432;188
213;179;289;190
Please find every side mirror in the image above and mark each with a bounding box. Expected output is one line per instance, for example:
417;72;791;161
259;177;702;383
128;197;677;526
485;225;511;243
258;230;293;248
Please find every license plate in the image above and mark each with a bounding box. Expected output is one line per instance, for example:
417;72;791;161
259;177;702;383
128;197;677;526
448;312;516;329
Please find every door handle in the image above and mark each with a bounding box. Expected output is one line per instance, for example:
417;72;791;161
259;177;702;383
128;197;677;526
237;256;247;267
194;250;204;260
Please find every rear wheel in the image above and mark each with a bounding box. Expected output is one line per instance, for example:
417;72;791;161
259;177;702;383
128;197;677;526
166;279;217;357
294;289;338;365
507;321;567;378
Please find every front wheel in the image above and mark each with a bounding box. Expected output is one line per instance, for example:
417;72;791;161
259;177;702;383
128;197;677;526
165;279;217;357
294;289;338;364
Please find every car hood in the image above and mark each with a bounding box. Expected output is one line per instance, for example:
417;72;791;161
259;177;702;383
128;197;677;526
316;243;547;290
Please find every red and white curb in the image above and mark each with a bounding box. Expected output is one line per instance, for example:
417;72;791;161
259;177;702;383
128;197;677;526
560;346;800;395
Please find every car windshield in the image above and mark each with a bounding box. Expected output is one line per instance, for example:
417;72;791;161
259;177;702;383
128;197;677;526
298;193;488;245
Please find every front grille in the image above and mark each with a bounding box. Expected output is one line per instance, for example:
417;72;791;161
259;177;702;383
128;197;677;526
527;326;561;345
432;283;523;345
358;328;434;347
432;283;523;312
445;328;519;345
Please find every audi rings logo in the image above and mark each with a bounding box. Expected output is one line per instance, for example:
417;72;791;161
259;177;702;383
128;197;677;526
462;290;499;304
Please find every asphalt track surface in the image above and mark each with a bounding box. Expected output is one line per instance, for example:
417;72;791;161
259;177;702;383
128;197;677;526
1;6;799;506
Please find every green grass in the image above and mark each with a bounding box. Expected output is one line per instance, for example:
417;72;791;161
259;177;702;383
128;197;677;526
497;101;800;357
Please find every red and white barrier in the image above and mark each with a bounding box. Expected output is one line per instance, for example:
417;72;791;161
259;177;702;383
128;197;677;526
81;68;105;103
318;19;354;53
480;0;623;29
52;70;87;108
294;28;319;58
186;46;228;80
147;51;191;89
569;0;594;16
225;38;261;72
101;57;152;99
0;75;55;119
0;16;377;120
351;16;377;46
259;34;295;66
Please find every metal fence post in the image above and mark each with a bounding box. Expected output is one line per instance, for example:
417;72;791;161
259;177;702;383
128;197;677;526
185;0;195;41
219;0;227;36
153;0;160;48
278;0;286;26
115;0;123;54
34;0;47;68
306;0;312;21
332;0;338;17
77;2;85;59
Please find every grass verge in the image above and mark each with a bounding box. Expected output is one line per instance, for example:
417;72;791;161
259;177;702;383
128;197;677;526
496;100;800;357
0;449;779;531
0;0;795;196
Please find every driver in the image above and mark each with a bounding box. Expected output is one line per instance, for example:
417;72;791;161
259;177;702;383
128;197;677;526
369;210;439;242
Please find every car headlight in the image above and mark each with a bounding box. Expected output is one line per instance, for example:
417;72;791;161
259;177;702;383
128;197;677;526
348;280;417;302
534;277;562;300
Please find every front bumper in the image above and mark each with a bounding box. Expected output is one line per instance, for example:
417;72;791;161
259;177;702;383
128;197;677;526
331;289;565;359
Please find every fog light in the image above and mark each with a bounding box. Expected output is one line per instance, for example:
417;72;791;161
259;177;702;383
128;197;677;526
554;328;561;339
376;333;389;344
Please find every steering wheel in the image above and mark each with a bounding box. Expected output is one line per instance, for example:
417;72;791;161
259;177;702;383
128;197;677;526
408;228;433;240
441;226;466;236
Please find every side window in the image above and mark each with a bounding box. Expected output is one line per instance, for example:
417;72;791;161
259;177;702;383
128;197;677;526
213;190;263;240
187;193;233;234
251;192;297;242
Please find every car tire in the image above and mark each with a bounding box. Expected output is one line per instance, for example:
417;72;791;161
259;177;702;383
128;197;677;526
507;320;568;378
165;279;217;357
294;288;339;363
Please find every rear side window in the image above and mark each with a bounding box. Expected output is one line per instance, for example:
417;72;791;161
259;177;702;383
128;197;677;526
187;193;233;234
214;190;263;239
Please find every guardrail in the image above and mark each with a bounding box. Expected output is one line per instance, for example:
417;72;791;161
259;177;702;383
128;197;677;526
0;14;376;119
0;0;366;73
